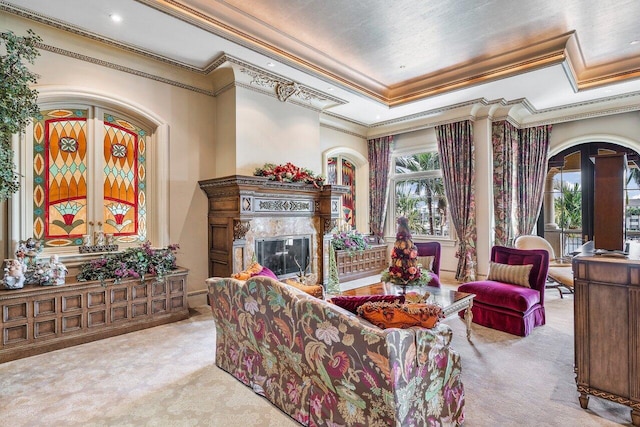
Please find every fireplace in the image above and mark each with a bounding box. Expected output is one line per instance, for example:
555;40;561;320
255;235;311;279
198;175;348;285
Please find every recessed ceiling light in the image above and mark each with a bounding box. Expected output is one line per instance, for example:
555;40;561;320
267;62;276;67
631;40;640;45
375;115;381;120
109;14;123;23
327;87;334;91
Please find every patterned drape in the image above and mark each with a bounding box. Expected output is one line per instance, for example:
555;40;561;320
492;121;518;246
435;121;477;281
368;136;393;242
516;125;551;236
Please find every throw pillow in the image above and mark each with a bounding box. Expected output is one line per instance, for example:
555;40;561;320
231;262;263;280
357;301;443;329
254;266;278;279
283;278;324;298
487;262;534;288
417;255;434;271
329;294;405;315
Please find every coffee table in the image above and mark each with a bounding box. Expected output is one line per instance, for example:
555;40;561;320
341;282;475;339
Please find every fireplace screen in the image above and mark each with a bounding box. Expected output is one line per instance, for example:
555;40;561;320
255;236;311;279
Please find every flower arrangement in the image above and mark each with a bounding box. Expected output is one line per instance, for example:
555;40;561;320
331;229;371;253
254;162;324;188
76;242;179;284
381;217;432;287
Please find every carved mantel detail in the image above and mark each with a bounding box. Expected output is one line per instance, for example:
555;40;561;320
233;220;250;240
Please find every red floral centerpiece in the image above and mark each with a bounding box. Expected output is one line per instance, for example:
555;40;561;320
254;162;325;188
381;217;432;288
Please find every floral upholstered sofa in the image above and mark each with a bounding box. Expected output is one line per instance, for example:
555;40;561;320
207;275;465;426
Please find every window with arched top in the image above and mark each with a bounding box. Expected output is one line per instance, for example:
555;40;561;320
12;93;169;257
31;108;148;248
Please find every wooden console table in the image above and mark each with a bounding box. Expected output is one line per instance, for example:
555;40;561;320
573;256;640;426
0;268;189;363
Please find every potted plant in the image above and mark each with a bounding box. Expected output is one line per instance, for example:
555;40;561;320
0;29;41;200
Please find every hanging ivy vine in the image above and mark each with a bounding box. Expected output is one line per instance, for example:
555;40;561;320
0;29;41;200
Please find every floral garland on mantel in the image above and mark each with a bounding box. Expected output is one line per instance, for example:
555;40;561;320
254;162;325;188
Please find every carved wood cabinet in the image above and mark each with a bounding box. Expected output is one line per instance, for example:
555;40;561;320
335;245;388;282
573;256;640;426
0;268;189;363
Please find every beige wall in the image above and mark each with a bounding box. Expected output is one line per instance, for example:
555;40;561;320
235;87;322;175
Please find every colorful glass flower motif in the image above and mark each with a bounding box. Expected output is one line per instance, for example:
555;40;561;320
59;137;78;152
53;201;83;226
111;144;127;158
106;202;133;232
51;201;85;234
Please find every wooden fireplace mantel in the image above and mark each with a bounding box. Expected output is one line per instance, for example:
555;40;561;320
198;175;348;281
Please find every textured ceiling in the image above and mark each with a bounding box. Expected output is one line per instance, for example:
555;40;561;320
4;0;640;126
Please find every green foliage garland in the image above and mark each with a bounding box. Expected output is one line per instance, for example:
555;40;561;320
76;242;179;285
0;29;41;200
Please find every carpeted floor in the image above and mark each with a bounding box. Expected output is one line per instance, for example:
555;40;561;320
0;275;633;426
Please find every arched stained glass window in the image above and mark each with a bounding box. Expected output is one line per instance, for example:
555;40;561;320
32;108;148;248
327;155;356;227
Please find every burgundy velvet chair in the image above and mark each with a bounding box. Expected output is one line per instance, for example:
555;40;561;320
457;246;549;337
414;242;441;287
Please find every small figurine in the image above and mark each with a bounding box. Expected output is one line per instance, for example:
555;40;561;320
94;231;105;246
3;259;26;289
15;237;43;268
38;255;67;286
49;254;67;286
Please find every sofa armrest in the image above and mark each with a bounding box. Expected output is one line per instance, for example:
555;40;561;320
387;324;465;426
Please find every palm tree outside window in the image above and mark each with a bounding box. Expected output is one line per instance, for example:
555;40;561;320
391;152;449;237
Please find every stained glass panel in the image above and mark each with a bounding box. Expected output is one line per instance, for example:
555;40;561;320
33;109;88;247
103;114;147;242
327;157;337;184
341;159;356;226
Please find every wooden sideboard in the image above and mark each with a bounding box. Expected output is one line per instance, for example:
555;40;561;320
573;256;640;426
0;268;189;363
335;245;388;282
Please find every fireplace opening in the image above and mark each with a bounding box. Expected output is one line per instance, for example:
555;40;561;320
255;236;311;279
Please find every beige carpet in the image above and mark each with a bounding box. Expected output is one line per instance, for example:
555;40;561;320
0;278;633;426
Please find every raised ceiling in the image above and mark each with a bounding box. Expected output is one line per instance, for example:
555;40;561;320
3;0;640;126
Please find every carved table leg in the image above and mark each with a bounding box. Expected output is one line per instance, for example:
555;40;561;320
578;393;589;409
464;301;473;340
631;409;639;427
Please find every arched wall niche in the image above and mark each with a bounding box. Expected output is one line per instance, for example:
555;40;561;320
323;147;369;233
